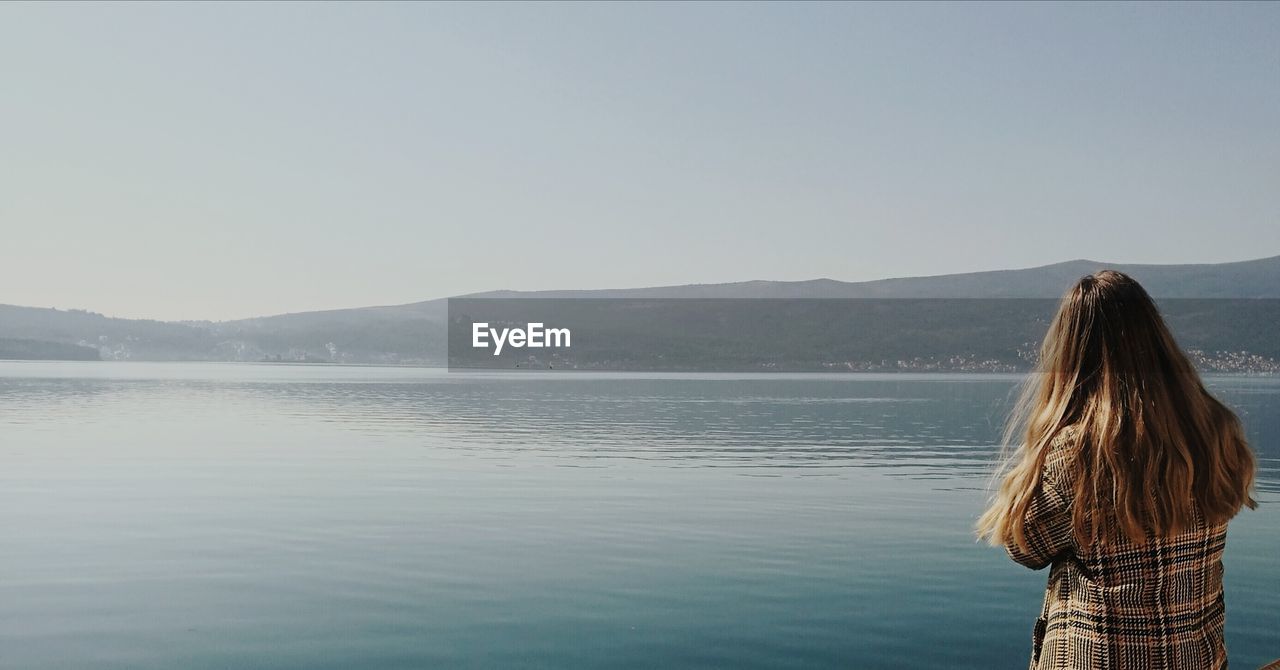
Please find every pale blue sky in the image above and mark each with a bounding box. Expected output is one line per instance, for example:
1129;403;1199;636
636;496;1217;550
2;2;1277;320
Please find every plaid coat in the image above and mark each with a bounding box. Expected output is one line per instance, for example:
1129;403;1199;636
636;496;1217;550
1007;433;1230;670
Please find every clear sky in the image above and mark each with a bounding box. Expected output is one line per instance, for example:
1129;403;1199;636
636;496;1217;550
2;2;1278;321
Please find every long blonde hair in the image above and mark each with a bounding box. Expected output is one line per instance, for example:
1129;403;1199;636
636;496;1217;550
977;270;1256;551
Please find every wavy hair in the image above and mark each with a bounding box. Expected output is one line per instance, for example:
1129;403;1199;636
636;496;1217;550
977;270;1256;550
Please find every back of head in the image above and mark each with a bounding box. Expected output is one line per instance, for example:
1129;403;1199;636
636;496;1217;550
980;270;1256;549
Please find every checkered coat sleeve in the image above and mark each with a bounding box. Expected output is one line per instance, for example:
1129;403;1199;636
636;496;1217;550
1007;432;1230;670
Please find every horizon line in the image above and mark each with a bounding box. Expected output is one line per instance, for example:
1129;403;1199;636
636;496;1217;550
5;252;1278;325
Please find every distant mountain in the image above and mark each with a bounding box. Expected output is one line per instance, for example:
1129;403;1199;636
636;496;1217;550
461;255;1280;299
1;255;1278;367
0;303;443;365
0;337;100;361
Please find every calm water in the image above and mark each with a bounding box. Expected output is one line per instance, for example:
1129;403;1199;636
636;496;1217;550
0;362;1276;669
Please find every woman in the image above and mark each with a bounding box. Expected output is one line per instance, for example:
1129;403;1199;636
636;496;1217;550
977;270;1256;669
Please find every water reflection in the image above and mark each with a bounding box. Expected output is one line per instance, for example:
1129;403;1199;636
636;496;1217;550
1;367;1276;494
0;363;1276;670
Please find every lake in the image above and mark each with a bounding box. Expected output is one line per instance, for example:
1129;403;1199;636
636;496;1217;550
0;362;1275;669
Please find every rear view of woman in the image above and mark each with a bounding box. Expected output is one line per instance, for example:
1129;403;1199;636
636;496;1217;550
978;271;1256;669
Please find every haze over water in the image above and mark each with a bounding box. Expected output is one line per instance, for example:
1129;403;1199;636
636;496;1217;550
1;362;1276;669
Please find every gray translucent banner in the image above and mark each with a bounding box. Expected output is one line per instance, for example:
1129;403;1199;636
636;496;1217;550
446;298;1280;373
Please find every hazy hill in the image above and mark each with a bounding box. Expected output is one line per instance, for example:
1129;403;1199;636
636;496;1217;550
0;337;100;361
1;254;1278;367
460;255;1280;299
